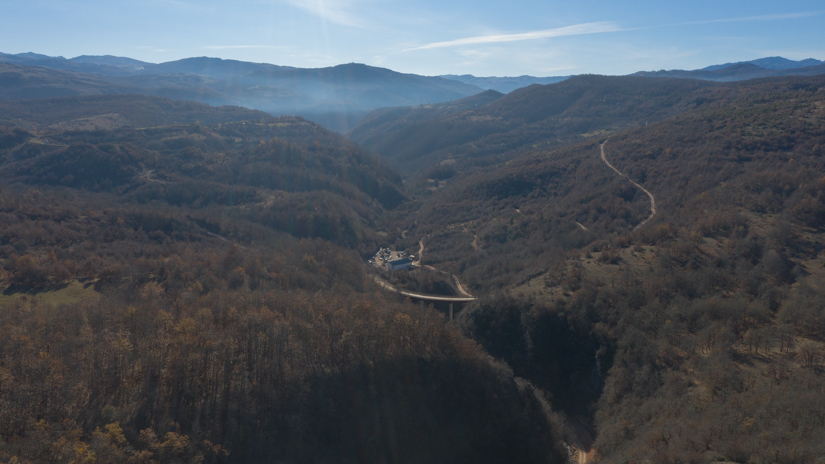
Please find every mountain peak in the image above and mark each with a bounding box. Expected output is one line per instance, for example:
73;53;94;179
70;55;151;68
15;51;65;60
700;56;824;72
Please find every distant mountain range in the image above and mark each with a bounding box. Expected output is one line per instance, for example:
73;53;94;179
1;51;823;131
439;57;825;91
700;56;824;71
0;52;483;131
631;56;825;81
438;75;570;94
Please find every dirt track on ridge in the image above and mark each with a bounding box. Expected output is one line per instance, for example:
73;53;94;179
600;139;656;229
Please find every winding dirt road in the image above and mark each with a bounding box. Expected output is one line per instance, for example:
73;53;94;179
600;139;656;230
412;238;475;298
415;239;425;266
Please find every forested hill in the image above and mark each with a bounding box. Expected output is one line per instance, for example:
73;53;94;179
439;74;570;93
0;102;569;463
402;73;825;289
345;89;504;152
632;61;825;81
348;75;720;176
0;112;406;251
543;75;825;464
397;73;825;462
0;94;270;130
349;74;825;182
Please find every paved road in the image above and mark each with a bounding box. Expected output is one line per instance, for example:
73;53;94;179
600;139;656;230
373;276;477;303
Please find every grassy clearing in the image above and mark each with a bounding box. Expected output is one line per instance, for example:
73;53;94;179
0;280;100;310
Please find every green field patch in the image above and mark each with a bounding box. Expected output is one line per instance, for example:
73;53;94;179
0;280;100;310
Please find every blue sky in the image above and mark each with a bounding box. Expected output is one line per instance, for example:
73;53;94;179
1;0;823;76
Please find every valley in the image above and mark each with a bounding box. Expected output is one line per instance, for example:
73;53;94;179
0;53;824;464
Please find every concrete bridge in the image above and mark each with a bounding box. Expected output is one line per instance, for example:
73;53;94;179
373;276;476;320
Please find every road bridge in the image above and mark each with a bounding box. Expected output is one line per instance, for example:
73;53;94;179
373;276;476;320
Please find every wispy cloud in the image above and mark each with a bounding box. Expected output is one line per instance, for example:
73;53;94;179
284;0;365;27
686;11;820;25
405;22;622;51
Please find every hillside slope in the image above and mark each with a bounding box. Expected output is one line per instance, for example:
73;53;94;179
0;94;270;130
418;73;825;463
0;104;567;463
0;114;406;251
348;75;721;177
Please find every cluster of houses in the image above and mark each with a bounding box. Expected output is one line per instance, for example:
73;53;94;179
370;248;414;271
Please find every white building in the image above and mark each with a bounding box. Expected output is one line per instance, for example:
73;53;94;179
386;257;413;271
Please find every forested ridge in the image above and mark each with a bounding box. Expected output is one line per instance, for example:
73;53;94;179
0;114;406;251
352;74;825;462
0;94;270;131
348;75;720;177
0;105;568;463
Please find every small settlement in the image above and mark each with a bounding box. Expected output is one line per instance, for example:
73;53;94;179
369;248;414;271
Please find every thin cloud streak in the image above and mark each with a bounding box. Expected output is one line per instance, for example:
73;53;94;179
405;22;622;51
284;0;365;27
685;11;820;25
